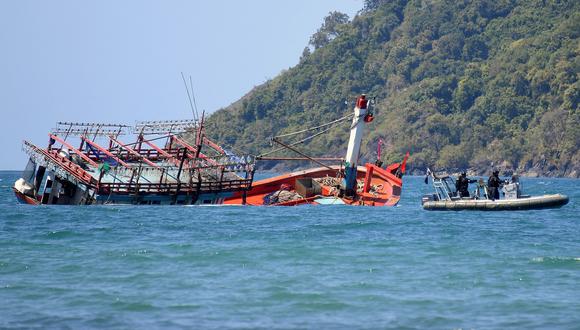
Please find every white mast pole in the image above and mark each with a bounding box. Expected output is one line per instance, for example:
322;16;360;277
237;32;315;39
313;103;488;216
342;94;369;195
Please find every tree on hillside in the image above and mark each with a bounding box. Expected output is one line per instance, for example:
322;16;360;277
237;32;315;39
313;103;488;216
309;11;350;49
206;0;580;177
363;0;401;12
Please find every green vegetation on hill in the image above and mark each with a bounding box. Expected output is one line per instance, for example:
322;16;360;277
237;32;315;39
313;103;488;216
205;0;579;177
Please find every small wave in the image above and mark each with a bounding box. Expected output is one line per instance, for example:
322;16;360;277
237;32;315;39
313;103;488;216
0;262;30;275
531;256;580;266
1;213;28;221
56;264;83;273
293;301;351;311
112;300;156;312
89;227;113;233
45;230;80;239
167;304;202;311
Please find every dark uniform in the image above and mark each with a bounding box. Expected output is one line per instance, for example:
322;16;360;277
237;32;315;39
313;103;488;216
455;172;476;198
487;171;501;201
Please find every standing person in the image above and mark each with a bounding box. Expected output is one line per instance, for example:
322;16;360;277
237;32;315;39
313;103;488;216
455;171;476;198
487;170;501;201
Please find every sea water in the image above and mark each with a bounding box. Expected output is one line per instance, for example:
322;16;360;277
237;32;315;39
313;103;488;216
0;171;578;329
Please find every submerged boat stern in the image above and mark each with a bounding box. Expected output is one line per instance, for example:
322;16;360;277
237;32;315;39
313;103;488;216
14;120;255;206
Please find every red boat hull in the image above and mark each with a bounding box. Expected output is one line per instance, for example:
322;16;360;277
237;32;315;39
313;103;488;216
13;189;41;205
224;163;403;206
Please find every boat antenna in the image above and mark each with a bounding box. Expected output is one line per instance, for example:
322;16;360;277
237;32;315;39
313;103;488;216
181;72;198;122
189;75;200;122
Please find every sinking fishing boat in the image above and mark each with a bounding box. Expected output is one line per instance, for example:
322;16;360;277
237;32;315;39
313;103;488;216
13;119;255;205
224;94;408;206
421;169;569;211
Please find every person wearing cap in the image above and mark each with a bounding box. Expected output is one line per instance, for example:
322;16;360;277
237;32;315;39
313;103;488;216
455;171;476;198
487;170;501;200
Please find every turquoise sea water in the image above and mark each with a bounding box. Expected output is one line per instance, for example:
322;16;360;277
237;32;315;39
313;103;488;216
0;170;579;329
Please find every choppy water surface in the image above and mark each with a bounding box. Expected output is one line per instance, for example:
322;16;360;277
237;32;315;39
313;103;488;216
1;171;579;329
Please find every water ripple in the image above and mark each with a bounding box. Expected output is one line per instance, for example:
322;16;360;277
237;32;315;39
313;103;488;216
0;172;578;328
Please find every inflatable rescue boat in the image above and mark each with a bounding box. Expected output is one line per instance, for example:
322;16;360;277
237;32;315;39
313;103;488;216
421;169;569;211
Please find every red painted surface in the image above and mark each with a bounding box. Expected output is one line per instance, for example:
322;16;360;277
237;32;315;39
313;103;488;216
224;163;403;207
356;96;368;109
13;189;41;205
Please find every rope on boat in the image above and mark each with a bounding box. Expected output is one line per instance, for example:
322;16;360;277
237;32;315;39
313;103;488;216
263;189;303;205
259;113;352;159
273;113;352;139
255;112;354;182
259;125;341;158
270;138;337;172
314;176;341;187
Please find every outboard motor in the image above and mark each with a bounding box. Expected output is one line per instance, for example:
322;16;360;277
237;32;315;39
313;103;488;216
503;183;521;200
503;174;521;200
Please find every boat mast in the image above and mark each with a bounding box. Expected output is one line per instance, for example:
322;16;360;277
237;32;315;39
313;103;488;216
342;94;369;196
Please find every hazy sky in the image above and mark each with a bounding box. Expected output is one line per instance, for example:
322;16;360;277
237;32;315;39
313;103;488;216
0;0;363;169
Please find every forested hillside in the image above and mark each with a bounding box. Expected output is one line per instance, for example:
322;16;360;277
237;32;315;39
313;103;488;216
205;0;579;177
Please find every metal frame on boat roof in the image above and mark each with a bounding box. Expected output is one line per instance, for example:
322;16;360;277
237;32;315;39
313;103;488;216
15;112;257;205
52;122;130;138
134;119;198;135
424;168;456;201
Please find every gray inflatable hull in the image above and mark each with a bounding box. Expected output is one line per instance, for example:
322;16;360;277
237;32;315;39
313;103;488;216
423;194;569;211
